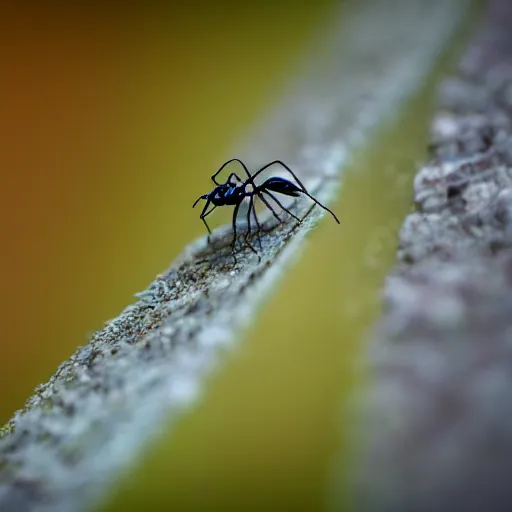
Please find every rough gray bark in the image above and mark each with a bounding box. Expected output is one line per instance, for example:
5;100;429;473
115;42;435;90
355;1;512;510
0;2;467;511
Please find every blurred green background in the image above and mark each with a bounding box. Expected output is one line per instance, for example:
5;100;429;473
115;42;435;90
0;2;333;422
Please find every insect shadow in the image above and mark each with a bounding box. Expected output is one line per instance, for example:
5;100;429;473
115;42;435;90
193;158;340;262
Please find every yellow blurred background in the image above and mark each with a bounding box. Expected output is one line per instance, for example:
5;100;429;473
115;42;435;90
0;2;334;422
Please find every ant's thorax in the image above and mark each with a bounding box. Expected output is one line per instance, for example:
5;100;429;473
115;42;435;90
209;181;249;206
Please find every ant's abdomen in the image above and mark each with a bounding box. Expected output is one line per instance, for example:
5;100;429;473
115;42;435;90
261;177;302;197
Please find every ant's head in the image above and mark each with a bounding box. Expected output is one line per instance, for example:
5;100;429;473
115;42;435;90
192;183;239;209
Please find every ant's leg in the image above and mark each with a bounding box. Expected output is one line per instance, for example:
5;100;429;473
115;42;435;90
193;194;208;208
228;172;242;185
244;197;253;240
244;230;259;257
243;197;259;257
258;192;284;225
201;205;217;236
251;160;340;224
263;190;302;223
199;199;215;237
295;189;340;224
212;158;251;185
250;160;308;190
303;193;339;223
251;197;263;249
221;158;261;191
231;201;242;256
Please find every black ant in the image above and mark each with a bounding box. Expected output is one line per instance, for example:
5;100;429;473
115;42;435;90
193;158;340;261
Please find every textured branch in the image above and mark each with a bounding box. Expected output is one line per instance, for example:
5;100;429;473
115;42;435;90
0;1;468;511
354;1;512;510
